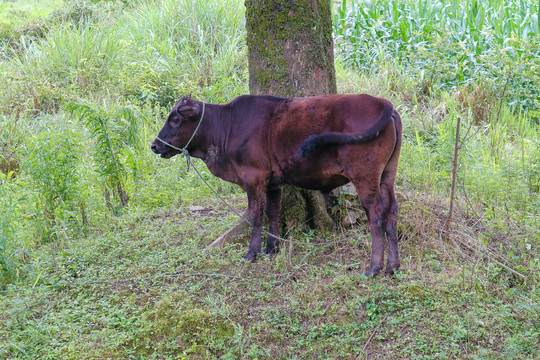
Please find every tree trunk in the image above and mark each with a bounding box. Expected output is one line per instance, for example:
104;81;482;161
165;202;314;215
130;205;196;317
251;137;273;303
246;0;336;97
209;0;337;248
246;0;337;232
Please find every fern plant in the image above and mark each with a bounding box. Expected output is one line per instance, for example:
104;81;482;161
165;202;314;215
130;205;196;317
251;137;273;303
66;103;140;209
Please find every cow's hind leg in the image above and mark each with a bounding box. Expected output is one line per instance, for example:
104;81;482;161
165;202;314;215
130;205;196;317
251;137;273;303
381;120;401;275
265;185;282;255
381;180;399;275
354;183;386;277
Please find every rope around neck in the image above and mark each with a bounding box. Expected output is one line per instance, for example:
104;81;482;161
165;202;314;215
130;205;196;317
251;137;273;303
156;102;205;171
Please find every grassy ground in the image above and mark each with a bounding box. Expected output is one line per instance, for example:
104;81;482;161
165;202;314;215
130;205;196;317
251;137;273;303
0;0;62;42
0;0;539;359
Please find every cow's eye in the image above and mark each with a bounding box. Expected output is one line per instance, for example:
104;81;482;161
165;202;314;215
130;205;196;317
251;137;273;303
170;117;180;125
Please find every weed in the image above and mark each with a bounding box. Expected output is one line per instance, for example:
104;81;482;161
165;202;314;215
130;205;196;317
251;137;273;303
20;129;83;243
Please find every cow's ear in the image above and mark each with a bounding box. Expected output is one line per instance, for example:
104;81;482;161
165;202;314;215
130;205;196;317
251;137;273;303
177;98;202;120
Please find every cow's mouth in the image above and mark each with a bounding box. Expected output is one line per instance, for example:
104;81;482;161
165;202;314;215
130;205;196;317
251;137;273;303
160;152;175;159
151;140;179;159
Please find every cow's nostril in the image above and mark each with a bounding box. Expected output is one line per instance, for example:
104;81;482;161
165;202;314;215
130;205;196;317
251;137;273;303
150;142;158;153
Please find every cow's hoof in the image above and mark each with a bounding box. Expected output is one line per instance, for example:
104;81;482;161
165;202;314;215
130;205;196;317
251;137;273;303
264;246;279;255
243;252;257;262
385;263;400;277
364;265;382;278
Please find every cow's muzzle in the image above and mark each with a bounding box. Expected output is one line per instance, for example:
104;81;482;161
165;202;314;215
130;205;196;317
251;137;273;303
151;139;178;159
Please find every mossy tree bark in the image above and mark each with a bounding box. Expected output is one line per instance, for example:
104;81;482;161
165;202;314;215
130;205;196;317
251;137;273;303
247;0;337;231
209;0;338;249
246;0;336;97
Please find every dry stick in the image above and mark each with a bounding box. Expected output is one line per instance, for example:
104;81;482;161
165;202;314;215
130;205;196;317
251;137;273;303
457;176;484;225
445;117;461;230
360;315;389;357
486;280;526;321
288;235;293;269
496;75;511;121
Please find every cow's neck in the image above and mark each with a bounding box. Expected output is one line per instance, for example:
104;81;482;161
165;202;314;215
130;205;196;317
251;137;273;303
187;104;238;184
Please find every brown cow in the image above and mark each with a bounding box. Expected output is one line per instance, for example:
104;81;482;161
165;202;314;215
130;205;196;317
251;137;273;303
151;94;402;277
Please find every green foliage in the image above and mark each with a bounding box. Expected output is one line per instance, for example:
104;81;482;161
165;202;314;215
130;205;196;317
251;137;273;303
0;0;62;41
0;114;23;175
0;0;247;114
48;0;110;27
0;173;18;283
334;0;540;113
527;141;540;192
21;129;83;243
66;103;142;209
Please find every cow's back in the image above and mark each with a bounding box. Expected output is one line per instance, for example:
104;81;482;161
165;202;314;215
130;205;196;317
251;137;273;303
265;94;398;189
268;94;389;147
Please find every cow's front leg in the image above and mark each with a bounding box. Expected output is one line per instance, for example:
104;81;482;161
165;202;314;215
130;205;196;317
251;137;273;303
265;185;282;255
244;182;267;262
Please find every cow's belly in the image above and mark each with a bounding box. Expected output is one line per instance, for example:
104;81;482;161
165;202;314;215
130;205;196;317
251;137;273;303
282;173;349;191
274;156;350;191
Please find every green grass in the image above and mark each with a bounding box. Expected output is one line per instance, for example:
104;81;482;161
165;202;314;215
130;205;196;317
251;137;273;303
0;0;63;37
0;0;539;358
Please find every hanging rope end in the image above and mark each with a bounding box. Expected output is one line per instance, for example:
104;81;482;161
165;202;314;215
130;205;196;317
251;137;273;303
181;149;191;171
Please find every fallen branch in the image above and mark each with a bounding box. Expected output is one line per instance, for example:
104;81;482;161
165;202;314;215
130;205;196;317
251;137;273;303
360;315;389;356
207;215;250;248
486;279;526;321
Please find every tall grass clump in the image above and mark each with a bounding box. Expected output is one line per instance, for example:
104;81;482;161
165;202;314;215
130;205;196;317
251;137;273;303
44;23;123;90
0;0;247;115
119;0;247;107
334;0;540;114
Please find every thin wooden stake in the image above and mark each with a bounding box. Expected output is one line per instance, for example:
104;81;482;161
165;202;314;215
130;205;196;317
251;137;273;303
288;236;293;269
445;117;461;230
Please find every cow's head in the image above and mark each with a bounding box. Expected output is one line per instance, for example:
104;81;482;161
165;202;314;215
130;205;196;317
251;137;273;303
151;96;204;159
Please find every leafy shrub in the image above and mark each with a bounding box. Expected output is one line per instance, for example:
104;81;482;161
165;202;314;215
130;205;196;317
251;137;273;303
0;113;24;176
21;129;83;242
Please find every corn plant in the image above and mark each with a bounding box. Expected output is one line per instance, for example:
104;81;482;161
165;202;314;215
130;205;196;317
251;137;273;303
334;0;540;113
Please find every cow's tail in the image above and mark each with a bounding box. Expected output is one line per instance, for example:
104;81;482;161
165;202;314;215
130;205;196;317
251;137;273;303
296;102;395;159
